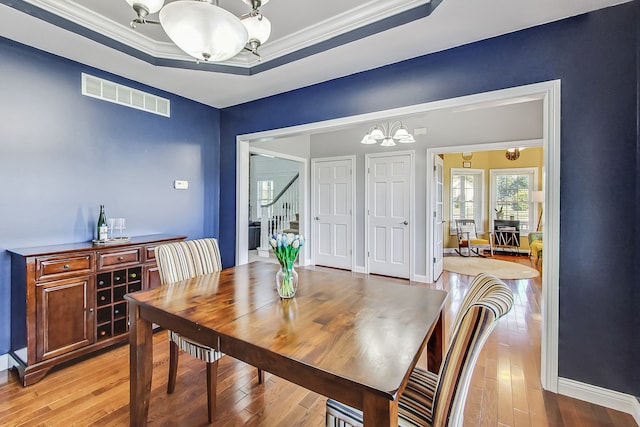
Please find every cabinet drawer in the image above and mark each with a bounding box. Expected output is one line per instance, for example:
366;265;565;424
98;248;141;269
36;255;93;281
145;246;157;261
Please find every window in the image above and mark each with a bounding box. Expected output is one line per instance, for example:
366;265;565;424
490;168;538;235
256;180;274;219
450;169;484;234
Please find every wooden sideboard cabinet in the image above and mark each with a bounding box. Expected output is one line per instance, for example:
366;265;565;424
8;234;185;386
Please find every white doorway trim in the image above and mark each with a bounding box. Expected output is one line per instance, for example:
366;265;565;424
235;79;561;393
236;146;310;266
426;81;560;393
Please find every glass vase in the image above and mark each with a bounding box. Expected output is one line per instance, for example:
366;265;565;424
276;265;298;299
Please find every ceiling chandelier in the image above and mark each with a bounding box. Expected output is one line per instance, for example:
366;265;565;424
361;121;416;147
125;0;272;62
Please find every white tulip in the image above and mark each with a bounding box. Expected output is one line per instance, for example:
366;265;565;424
269;238;277;248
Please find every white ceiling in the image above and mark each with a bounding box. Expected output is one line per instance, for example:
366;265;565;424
0;0;630;108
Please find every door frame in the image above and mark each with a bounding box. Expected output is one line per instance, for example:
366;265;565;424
432;155;444;282
311;155;356;270
364;150;415;280
237;146;309;266
236;79;561;393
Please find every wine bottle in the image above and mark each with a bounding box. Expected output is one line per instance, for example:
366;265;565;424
97;205;108;241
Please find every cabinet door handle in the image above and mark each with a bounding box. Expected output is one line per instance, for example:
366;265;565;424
117;256;124;261
89;308;94;313
63;264;70;269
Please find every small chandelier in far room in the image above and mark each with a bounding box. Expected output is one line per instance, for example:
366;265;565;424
361;121;416;147
125;0;272;62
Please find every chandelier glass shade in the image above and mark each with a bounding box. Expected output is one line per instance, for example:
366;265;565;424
361;121;416;147
241;13;271;50
125;0;272;62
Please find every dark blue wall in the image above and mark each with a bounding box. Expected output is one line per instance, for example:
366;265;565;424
220;3;639;395
0;38;220;355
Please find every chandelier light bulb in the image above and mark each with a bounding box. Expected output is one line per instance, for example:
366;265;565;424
360;133;377;144
392;125;410;139
370;127;385;140
380;138;396;147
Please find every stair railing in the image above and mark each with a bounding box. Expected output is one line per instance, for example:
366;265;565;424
257;173;299;256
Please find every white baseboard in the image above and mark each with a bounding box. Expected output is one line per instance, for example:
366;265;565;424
0;353;8;372
633;399;640;426
558;377;640;425
412;274;428;283
353;265;366;274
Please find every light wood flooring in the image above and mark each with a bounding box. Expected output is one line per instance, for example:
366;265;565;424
0;255;636;426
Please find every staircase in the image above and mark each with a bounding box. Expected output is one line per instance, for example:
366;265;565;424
256;173;300;257
283;213;299;234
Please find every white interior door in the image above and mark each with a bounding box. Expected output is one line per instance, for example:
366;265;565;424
312;158;353;269
367;153;412;279
433;155;444;281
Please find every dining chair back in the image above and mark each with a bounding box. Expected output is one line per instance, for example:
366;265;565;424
326;275;513;427
155;238;262;423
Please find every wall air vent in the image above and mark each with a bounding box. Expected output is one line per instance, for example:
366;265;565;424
81;73;170;118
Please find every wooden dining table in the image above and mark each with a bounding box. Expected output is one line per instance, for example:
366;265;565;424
125;261;447;426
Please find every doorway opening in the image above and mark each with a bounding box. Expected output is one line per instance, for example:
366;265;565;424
235;80;560;392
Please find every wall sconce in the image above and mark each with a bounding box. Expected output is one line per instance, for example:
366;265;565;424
505;148;522;161
462;152;472;167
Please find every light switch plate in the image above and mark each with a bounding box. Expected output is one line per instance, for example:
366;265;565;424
174;180;189;190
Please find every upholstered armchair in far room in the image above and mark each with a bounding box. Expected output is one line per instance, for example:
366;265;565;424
528;232;543;265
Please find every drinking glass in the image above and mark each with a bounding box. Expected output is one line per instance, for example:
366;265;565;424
114;218;126;239
107;218;115;240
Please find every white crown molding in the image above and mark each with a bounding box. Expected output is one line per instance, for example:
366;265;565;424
558;377;640;425
23;0;189;60
255;0;431;64
22;0;431;68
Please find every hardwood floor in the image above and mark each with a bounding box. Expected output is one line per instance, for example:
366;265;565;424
0;256;635;426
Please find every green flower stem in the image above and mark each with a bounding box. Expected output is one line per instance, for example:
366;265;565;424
275;249;299;298
278;267;295;298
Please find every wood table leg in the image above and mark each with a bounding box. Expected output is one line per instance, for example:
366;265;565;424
363;392;398;426
129;303;153;427
427;312;443;374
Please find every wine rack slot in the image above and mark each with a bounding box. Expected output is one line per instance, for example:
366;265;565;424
96;264;144;341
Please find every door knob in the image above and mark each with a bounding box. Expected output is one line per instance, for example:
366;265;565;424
314;216;320;220
403;221;408;225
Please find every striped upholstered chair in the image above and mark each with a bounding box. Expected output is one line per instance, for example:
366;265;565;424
326;274;513;427
155;238;263;423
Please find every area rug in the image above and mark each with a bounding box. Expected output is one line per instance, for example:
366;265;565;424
443;256;539;279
